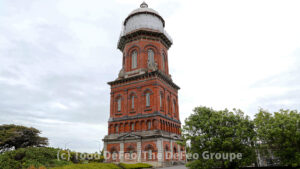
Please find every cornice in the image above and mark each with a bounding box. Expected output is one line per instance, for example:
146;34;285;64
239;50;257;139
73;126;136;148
107;70;180;90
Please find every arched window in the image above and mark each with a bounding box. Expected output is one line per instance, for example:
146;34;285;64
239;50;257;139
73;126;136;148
145;144;153;160
111;147;118;160
115;125;119;133
162;53;166;72
131;95;134;109
117;98;121;112
167;97;170;113
131;50;137;69
159;94;162;108
147;121;151;130
173;100;176;114
127;145;134;160
148;49;154;63
146;93;150;107
173;146;177;153
165;145;169;151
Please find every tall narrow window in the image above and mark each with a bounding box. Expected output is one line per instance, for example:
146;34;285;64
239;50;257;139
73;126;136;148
173;100;176;114
131;96;134;109
147;121;151;130
115;125;119;133
162;54;165;72
117;98;121;112
131;50;137;69
146;93;150;107
160;93;162;108
131;123;134;131
167;97;170;113
148;49;154;63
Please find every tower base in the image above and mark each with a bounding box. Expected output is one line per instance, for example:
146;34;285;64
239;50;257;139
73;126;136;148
103;130;186;168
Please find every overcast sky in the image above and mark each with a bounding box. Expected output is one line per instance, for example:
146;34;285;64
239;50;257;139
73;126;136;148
1;0;300;153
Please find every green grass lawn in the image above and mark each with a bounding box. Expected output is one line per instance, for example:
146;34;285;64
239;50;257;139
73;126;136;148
51;163;120;169
51;163;153;169
119;163;152;169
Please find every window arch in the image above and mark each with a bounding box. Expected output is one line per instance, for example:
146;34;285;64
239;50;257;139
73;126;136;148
165;145;169;151
127;145;135;159
131;50;137;69
147;121;151;130
173;100;176;114
145;144;154;160
143;89;152;108
117;98;121;112
131;95;135;109
148;49;154;64
173;146;177;153
146;93;150;107
131;123;135;131
115;124;119;133
159;92;163;109
110;146;117;153
167;96;170;113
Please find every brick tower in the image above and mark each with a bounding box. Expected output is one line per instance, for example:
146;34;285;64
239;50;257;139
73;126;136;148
103;2;185;167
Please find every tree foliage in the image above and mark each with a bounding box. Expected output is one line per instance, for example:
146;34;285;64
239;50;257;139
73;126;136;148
0;147;71;169
254;109;300;167
183;106;256;169
0;124;48;152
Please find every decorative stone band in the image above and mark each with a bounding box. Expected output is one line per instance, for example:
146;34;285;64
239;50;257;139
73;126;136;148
108;70;180;90
108;111;181;124
117;29;173;51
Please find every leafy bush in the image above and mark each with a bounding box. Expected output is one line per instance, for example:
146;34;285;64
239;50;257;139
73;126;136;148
51;163;120;169
0;147;71;169
65;151;104;164
119;163;152;169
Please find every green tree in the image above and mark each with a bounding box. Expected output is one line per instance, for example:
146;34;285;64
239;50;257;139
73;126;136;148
183;106;256;169
0;124;48;152
254;109;300;167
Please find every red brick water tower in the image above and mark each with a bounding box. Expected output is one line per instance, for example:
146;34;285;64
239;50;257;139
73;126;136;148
103;2;185;167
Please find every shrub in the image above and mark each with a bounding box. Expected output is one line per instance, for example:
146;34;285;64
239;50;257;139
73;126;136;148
67;151;104;164
119;163;152;169
51;163;120;169
0;147;71;169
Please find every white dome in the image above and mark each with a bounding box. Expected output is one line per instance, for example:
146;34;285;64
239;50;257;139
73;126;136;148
121;2;169;38
117;2;173;50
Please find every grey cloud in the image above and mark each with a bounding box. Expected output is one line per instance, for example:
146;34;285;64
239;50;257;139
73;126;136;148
0;0;126;152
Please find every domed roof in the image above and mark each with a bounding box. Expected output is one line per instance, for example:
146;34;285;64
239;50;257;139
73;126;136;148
118;2;173;50
121;2;167;36
124;2;165;27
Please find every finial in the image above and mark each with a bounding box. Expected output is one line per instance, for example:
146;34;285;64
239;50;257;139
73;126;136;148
140;1;148;8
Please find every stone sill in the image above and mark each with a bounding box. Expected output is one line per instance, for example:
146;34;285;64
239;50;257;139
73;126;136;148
144;108;152;111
